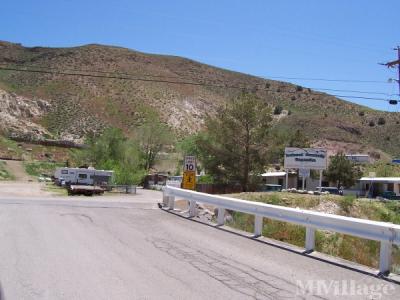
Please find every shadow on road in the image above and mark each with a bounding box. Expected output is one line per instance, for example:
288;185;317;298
0;281;4;300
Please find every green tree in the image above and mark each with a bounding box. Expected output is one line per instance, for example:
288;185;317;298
175;133;206;175
73;128;146;185
325;152;361;188
136;113;174;171
196;92;272;191
266;128;309;164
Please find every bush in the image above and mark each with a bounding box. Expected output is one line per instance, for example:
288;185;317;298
296;85;303;92
273;105;283;115
377;117;386;125
358;111;365;116
24;161;64;177
198;174;214;184
291;96;296;101
0;161;15;180
368;120;375;127
339;195;355;213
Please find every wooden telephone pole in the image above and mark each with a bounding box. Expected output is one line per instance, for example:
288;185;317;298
382;46;400;99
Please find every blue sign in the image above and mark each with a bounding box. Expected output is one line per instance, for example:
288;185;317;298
392;159;400;164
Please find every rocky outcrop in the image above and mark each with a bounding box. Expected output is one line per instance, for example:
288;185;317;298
0;89;52;140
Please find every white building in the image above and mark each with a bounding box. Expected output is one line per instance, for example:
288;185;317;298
261;171;298;189
359;177;400;197
345;154;370;163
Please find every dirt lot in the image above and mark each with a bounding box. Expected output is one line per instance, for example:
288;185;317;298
0;181;56;197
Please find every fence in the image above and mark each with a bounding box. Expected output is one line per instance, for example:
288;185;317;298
163;186;400;275
107;185;136;194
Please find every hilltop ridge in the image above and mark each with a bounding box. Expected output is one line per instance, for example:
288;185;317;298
0;41;399;157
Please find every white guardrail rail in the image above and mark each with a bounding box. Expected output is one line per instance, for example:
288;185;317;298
163;186;400;275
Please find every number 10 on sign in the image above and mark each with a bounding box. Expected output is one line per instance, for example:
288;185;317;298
183;156;196;190
184;156;196;172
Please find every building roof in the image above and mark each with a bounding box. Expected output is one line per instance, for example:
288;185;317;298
359;177;400;183
261;171;286;177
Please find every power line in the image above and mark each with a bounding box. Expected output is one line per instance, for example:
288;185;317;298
0;62;394;95
0;62;184;80
301;87;397;96
0;65;394;103
261;75;390;84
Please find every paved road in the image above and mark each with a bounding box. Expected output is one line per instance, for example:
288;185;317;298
0;189;398;299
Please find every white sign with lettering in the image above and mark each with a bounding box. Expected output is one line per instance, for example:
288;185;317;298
184;156;196;172
284;148;327;170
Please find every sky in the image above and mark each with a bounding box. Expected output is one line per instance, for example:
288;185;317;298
1;0;399;111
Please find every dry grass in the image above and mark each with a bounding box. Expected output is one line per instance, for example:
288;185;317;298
227;192;400;274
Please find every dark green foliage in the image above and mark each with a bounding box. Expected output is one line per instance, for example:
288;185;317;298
266;128;310;164
273;105;283;115
196;92;272;191
325;152;361;188
369;120;375;127
296;85;303;92
73;128;146;185
136;111;174;171
358;111;365;117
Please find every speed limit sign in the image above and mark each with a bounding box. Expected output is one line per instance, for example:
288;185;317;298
183;156;196;190
184;156;196;172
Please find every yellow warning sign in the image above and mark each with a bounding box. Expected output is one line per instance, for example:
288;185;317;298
183;171;196;190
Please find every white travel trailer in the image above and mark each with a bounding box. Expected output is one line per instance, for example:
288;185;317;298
54;167;113;186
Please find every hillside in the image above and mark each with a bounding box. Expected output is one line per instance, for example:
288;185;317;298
0;41;399;157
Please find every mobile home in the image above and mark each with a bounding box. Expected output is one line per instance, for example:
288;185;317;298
54;167;113;186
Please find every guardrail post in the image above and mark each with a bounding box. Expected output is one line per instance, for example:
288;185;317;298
217;207;225;226
189;200;197;217
305;227;315;252
379;241;392;274
162;190;169;207
254;215;263;237
168;195;175;210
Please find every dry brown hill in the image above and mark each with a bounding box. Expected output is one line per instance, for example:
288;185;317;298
0;41;399;157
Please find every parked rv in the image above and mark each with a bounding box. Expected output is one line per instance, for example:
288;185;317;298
54;167;113;187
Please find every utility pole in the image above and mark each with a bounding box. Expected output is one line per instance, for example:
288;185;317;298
382;46;400;99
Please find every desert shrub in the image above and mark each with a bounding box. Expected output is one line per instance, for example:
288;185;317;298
368;120;375;127
339;195;355;214
377;117;386;125
273;105;283;115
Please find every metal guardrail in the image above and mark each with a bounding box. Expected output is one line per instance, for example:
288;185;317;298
163;186;400;275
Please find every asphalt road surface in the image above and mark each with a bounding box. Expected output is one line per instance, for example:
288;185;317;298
0;189;399;299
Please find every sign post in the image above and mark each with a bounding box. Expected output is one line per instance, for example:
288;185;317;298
299;168;310;190
183;156;196;190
